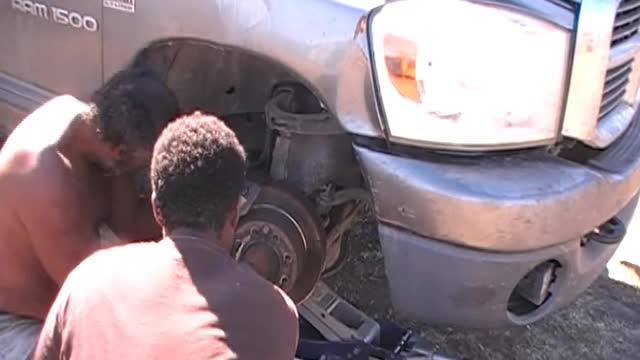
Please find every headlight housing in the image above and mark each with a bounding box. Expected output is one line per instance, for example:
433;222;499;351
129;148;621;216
369;0;571;150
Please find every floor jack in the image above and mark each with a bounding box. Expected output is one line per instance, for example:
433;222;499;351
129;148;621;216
295;282;456;360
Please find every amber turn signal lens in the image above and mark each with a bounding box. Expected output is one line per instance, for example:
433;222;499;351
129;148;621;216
383;34;420;103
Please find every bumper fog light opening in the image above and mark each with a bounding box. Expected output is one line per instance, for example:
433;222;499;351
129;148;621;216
507;260;562;319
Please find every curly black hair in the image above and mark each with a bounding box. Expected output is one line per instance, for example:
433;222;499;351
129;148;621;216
90;66;180;148
151;112;247;232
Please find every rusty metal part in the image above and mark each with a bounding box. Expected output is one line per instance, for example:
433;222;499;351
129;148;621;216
239;236;283;284
316;186;371;214
322;201;366;275
234;212;305;290
266;84;363;195
233;183;326;303
326;201;366;246
265;85;342;136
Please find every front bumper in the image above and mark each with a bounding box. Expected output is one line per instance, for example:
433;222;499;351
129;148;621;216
354;113;640;327
355;113;640;252
376;219;632;328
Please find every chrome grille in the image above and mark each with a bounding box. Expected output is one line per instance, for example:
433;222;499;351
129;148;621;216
600;59;633;119
601;0;640;121
612;0;640;46
552;1;640;46
559;0;640;147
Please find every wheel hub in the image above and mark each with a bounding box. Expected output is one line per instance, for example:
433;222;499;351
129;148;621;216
234;217;302;289
233;184;326;303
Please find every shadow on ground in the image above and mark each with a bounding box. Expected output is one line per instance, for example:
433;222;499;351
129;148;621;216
325;214;640;360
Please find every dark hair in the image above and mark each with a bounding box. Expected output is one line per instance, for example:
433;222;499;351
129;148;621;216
151;112;247;232
89;66;180;148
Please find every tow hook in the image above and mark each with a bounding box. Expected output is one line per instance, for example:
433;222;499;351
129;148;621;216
584;216;627;245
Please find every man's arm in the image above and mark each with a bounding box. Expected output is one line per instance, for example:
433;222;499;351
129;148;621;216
20;167;101;286
108;172;161;242
252;287;300;360
269;288;300;359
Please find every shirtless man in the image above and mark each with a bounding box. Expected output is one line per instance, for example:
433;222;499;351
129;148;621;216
0;67;180;360
34;112;299;360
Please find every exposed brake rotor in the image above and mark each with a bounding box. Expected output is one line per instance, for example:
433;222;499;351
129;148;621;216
233;183;326;303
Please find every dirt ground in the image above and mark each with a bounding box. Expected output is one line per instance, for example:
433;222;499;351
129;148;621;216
325;212;640;360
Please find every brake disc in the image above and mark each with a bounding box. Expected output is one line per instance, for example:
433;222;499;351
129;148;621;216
233;183;326;303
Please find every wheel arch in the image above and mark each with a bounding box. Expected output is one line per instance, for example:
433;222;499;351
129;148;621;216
125;37;332;119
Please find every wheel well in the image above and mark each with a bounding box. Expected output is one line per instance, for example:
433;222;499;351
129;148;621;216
130;37;363;190
131;38;308;117
131;39;329;164
131;39;368;275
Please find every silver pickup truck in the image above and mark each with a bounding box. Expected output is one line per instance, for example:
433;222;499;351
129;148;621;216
2;0;640;328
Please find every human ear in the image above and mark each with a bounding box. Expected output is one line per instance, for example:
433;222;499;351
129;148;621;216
151;191;162;225
109;144;125;162
229;201;240;231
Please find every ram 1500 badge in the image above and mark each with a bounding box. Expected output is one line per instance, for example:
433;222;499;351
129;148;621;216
11;0;98;32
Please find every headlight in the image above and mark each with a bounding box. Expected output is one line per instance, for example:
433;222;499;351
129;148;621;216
369;0;571;150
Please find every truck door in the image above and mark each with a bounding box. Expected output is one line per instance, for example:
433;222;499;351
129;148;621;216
0;0;102;119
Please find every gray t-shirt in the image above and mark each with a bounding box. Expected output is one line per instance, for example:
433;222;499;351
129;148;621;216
34;238;299;360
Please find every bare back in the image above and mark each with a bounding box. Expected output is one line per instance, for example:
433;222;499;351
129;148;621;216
0;96;109;320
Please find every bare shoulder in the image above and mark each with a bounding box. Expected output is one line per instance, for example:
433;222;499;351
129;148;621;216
0;146;73;219
19;148;75;201
0;95;87;177
19;95;89;146
7;146;87;240
2;95;89;155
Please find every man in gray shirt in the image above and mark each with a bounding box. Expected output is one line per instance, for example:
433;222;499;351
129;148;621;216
34;112;299;360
